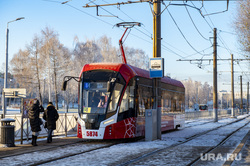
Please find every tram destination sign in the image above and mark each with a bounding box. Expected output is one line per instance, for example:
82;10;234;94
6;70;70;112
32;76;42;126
149;57;164;78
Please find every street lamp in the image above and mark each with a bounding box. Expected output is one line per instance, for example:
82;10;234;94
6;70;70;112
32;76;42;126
2;17;25;117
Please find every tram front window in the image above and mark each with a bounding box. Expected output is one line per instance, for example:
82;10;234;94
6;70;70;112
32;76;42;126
82;82;109;114
79;70;126;117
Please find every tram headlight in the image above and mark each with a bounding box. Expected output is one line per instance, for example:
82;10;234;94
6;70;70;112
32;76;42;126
82;114;87;119
103;119;114;125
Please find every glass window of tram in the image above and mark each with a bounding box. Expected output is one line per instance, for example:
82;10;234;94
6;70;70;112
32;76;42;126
119;79;135;113
107;83;124;113
80;70;117;115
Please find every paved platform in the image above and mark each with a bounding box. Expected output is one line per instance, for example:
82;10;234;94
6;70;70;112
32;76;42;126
0;136;82;158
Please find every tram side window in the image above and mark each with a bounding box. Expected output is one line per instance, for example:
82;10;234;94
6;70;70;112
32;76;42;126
161;90;172;114
119;79;135;113
138;85;153;116
107;83;124;113
171;98;176;113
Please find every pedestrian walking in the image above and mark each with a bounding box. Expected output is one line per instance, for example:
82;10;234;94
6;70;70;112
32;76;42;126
28;99;44;146
43;102;59;143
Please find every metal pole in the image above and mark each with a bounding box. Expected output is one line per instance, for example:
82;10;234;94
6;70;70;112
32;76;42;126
2;27;9;118
213;28;218;122
48;67;51;102
2;17;24;118
153;0;161;140
231;54;235;117
20;98;24;144
240;75;243;115
2;92;6;118
44;78;46;105
247;82;249;114
221;93;223;110
65;113;67;137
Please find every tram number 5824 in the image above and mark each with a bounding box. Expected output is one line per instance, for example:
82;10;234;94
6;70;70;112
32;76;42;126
86;131;98;137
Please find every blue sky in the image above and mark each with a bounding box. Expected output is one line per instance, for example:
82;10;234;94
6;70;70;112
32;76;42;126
0;0;248;93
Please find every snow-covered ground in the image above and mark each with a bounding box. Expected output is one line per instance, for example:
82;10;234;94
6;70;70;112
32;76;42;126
0;115;249;166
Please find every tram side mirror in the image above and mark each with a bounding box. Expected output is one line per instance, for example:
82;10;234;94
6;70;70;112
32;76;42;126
107;78;116;92
62;81;67;91
107;81;111;92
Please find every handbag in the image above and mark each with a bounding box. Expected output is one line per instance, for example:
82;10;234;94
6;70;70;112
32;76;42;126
44;122;47;128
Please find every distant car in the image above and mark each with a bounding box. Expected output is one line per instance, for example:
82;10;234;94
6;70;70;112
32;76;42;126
199;104;208;111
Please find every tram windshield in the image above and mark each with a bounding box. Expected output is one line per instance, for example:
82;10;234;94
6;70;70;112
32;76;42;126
79;70;125;117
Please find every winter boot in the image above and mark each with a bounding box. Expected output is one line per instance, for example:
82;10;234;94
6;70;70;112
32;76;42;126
31;135;34;145
33;136;38;146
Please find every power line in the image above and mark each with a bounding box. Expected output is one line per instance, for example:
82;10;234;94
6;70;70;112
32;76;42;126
184;3;209;41
183;46;213;59
101;0;152;37
166;8;205;56
64;3;114;26
88;0;152;39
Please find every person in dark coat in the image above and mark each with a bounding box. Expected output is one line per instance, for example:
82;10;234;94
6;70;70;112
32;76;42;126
43;102;59;143
28;99;44;146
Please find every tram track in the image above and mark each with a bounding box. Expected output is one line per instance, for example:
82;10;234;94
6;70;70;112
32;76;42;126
29;142;117;166
1;115;248;166
0;139;129;166
184;114;231;129
0;140;84;159
116;115;250;166
187;120;250;166
30;138;143;166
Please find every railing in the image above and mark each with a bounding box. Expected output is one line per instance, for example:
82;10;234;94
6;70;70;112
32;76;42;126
1;113;78;142
185;109;233;120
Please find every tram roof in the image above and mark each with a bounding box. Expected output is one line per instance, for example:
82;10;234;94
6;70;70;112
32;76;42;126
81;63;184;88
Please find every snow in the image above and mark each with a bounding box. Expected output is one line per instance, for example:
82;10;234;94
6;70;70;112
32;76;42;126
0;114;249;166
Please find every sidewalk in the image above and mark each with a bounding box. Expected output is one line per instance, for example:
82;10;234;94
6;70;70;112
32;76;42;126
0;136;82;158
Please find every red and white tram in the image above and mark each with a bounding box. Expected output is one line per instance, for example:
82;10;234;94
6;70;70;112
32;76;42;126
64;63;185;139
62;22;185;139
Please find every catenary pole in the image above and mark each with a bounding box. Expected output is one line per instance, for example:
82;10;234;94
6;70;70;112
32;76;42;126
153;0;161;139
247;82;249;114
213;28;218;122
231;54;235;117
240;75;243;115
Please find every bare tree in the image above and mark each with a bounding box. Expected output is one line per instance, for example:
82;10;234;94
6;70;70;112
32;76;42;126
125;47;149;70
234;0;250;56
40;27;71;109
27;35;44;103
10;49;36;97
73;37;102;72
97;35;120;63
182;78;213;109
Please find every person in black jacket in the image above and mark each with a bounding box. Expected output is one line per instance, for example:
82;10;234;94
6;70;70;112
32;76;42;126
43;102;59;143
28;99;44;146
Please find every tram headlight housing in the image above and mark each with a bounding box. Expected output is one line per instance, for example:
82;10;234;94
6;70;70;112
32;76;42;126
82;114;87;119
103;119;114;125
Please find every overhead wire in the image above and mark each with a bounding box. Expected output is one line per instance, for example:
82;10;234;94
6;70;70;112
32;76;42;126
184;2;210;41
88;0;152;39
183;46;213;59
166;8;205;56
100;0;194;59
101;0;152;37
58;0;190;59
64;3;114;26
200;1;249;82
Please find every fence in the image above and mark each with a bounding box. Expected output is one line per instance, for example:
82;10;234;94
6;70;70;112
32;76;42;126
185;109;231;120
0;113;78;142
